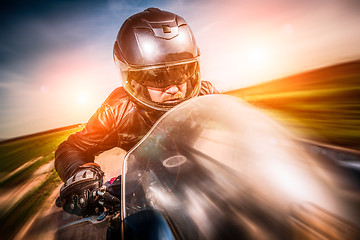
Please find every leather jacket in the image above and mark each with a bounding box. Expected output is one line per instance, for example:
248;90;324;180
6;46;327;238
55;81;218;181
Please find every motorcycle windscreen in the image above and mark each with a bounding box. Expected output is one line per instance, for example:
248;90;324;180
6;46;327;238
122;94;360;239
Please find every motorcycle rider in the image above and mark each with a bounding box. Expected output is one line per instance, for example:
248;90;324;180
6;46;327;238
55;8;218;216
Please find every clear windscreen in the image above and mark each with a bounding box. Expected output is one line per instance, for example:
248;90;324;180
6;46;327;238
121;94;360;239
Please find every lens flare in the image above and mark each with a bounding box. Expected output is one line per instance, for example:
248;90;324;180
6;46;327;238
76;91;89;105
245;45;269;66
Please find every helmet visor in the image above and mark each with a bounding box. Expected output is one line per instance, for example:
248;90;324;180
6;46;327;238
117;58;201;111
128;61;198;89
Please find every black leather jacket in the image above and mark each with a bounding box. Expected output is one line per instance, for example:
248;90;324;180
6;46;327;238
55;81;218;181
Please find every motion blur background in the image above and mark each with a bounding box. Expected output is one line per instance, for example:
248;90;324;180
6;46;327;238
0;0;360;139
1;1;360;239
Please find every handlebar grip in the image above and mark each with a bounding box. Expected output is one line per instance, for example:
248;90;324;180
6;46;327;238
104;192;120;204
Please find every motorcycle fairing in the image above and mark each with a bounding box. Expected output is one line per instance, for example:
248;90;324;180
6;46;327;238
122;94;360;239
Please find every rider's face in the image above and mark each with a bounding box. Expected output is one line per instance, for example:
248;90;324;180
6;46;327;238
147;82;187;104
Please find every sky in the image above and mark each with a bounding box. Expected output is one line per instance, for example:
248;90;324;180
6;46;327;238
0;0;359;139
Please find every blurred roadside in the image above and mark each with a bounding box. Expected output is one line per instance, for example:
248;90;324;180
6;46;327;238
226;60;360;151
1;59;360;239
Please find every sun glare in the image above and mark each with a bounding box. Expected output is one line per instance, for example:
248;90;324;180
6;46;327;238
245;45;269;66
77;91;89;105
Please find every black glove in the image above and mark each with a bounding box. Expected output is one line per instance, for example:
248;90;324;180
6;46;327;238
56;164;104;216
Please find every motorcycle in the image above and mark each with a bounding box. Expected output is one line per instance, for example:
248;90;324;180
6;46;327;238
56;94;360;239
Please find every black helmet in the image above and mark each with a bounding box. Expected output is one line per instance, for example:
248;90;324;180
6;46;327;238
113;8;201;112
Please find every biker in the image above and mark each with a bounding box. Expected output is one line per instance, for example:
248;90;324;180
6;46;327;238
55;8;218;216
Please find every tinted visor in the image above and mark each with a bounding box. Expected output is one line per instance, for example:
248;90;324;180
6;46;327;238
128;61;198;88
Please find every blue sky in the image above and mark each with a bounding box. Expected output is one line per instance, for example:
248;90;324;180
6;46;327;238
1;0;359;138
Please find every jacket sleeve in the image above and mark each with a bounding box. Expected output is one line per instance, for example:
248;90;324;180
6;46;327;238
200;81;219;95
55;103;117;181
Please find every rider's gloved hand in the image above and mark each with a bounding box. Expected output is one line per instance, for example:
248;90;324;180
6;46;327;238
56;163;104;217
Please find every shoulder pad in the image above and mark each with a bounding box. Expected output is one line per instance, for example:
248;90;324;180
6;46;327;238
104;87;129;107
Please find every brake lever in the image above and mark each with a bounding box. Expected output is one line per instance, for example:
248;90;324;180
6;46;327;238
57;214;110;233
